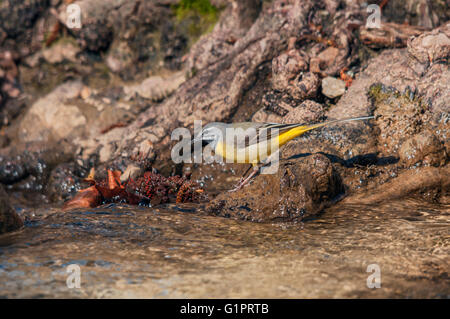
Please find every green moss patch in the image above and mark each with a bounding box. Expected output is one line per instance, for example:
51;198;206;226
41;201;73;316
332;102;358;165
368;83;427;109
173;0;220;40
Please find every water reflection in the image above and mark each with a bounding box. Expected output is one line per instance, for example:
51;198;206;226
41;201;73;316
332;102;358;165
0;198;448;298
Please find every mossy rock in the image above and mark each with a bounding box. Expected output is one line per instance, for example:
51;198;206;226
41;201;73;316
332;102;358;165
172;0;221;41
368;83;427;108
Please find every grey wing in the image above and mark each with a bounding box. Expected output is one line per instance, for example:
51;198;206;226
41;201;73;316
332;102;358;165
231;122;304;149
228;122;265;149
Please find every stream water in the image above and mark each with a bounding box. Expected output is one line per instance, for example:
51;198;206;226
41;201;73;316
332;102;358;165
0;197;448;298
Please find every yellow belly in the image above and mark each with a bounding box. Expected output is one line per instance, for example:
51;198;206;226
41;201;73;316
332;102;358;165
214;125;311;164
215;139;278;164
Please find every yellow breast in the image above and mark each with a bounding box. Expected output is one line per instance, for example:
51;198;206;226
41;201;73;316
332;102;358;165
214;125;311;165
214;138;279;165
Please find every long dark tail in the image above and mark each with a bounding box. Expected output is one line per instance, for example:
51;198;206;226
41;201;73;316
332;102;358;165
273;115;374;146
267;115;374;133
303;115;375;131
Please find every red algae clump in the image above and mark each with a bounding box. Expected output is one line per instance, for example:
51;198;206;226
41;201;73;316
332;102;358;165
63;170;204;210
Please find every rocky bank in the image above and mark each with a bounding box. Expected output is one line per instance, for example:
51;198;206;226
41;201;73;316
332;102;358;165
0;0;449;227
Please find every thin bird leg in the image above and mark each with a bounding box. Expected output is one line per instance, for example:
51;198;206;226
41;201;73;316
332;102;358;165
229;166;260;192
236;164;253;184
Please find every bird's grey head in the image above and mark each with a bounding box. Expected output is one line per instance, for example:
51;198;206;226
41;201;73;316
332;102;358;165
192;122;226;149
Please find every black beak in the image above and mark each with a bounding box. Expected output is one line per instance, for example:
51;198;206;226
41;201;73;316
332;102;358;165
192;136;214;148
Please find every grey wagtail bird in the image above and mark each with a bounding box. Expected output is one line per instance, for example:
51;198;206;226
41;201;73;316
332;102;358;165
192;116;374;191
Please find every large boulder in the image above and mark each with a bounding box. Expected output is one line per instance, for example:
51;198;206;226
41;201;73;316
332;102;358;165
206;154;343;222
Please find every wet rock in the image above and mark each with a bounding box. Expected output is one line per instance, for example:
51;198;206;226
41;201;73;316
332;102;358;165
399;130;447;167
7;174;46;193
186;160;248;194
18;80;86;144
0;153;28;185
321;76;346;99
46;162;86;202
0;185;23;234
0;141;74;188
206;154;343;222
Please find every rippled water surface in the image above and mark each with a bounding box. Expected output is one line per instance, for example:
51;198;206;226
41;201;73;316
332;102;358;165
0;198;449;298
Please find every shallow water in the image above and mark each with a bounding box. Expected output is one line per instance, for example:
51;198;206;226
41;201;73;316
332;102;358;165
0;198;448;298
